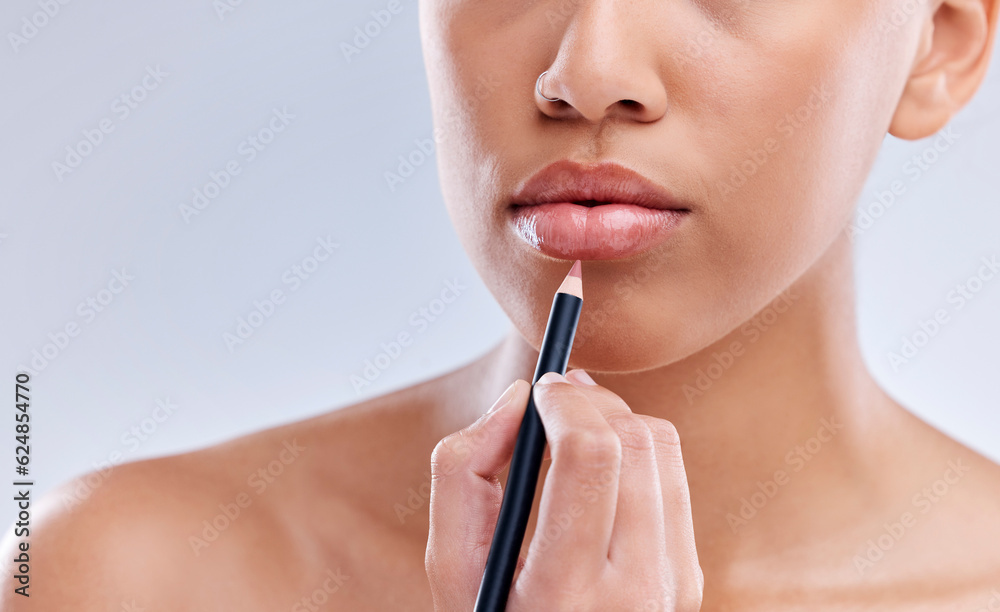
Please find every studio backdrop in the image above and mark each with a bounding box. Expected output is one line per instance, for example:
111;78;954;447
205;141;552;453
1;0;998;532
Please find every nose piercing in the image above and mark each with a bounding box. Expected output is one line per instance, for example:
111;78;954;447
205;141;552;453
536;71;561;102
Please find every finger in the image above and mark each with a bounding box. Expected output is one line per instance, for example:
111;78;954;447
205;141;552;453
563;370;667;568
633;414;703;606
560;369;702;605
540;370;597;461
425;379;532;608
522;372;620;587
563;370;695;565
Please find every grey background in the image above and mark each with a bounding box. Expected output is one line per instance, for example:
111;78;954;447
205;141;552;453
1;0;998;533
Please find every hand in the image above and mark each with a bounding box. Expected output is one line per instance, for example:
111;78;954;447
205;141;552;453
425;369;704;611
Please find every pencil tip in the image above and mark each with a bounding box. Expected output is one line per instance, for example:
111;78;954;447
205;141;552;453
556;259;583;299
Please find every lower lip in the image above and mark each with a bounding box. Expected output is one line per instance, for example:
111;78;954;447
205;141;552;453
509;203;687;260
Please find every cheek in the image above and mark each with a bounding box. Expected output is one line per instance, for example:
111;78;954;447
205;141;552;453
679;3;902;298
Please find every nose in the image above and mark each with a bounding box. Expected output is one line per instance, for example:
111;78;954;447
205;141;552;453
535;2;668;124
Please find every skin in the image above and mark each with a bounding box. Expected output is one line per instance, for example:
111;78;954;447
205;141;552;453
3;0;1000;609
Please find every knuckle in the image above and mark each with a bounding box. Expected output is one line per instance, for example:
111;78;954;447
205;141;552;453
607;414;655;454
641;416;682;449
589;392;631;414
533;378;587;408
679;584;704;612
664;561;704;612
429;434;467;477
556;427;621;470
636;416;686;471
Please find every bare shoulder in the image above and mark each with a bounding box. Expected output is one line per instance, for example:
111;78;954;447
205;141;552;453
0;375;454;611
903;408;1000;529
0;435;310;610
877;407;1000;603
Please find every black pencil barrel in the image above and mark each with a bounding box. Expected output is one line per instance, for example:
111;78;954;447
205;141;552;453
474;291;582;612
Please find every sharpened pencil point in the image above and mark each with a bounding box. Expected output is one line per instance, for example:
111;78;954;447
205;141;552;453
556;260;583;299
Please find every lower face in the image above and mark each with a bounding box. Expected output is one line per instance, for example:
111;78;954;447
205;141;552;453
418;0;921;371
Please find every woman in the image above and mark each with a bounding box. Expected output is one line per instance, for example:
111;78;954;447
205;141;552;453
6;0;1000;609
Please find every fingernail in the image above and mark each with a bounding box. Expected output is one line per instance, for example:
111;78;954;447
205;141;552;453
487;381;518;413
567;369;598;386
535;371;565;386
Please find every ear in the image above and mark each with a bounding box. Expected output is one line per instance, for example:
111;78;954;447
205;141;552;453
888;0;999;140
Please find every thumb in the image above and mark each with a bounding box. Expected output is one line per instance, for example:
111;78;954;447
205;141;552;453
426;379;532;607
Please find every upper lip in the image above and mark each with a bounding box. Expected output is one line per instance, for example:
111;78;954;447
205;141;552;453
510;160;689;211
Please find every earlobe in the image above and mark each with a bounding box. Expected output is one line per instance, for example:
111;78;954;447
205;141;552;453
888;0;997;140
888;68;954;140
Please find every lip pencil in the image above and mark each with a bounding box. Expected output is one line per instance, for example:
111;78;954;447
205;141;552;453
474;259;584;612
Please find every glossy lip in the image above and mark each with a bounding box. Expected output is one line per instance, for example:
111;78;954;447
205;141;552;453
508;160;690;260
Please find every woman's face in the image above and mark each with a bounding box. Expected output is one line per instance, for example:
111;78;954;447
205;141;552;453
418;0;924;372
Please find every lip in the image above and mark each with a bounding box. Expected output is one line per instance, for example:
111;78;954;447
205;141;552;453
508;160;690;260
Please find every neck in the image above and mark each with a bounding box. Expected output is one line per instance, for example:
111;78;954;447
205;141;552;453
467;231;902;563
